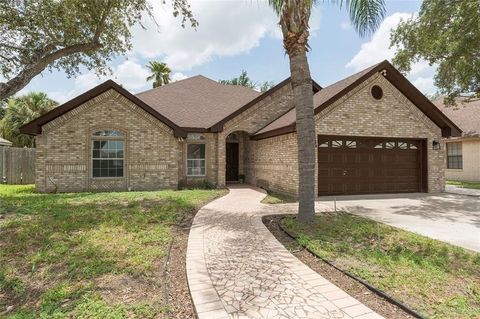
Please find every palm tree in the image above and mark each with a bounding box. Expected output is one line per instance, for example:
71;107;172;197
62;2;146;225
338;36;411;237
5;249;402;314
146;61;172;88
268;0;385;222
0;92;58;147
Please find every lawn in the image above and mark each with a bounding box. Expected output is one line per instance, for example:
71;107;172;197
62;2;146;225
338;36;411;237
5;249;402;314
0;184;226;318
261;191;296;204
282;214;480;319
447;180;480;190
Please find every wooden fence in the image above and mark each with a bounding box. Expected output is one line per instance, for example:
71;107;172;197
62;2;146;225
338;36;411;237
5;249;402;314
0;146;35;184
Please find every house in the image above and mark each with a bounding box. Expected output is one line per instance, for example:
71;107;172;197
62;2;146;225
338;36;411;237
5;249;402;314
435;97;480;182
20;60;461;196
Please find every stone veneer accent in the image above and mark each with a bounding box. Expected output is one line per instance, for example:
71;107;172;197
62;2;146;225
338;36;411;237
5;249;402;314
246;73;445;196
35;89;179;192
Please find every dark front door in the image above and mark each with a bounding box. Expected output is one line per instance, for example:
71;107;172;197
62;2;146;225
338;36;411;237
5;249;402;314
317;135;426;196
226;142;239;182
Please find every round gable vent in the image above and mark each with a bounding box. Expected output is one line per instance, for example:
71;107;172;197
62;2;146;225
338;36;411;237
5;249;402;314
371;85;383;100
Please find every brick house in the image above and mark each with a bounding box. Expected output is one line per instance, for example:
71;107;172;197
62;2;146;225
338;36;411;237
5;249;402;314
435;97;480;182
20;60;461;196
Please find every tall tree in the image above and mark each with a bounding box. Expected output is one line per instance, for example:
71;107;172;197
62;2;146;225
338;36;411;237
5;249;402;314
0;92;58;147
219;70;276;92
0;0;197;100
146;61;172;88
391;0;480;105
219;70;256;89
268;0;385;222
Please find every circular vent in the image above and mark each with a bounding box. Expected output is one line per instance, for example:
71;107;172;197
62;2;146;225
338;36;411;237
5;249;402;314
371;85;383;100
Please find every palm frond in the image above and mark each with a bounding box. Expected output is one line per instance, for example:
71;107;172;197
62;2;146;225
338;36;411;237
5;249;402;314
267;0;284;15
330;0;385;37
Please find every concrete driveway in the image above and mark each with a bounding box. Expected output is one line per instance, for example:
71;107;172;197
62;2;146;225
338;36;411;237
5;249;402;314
316;193;480;252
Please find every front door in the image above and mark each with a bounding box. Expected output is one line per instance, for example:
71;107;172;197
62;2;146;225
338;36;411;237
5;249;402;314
226;142;239;182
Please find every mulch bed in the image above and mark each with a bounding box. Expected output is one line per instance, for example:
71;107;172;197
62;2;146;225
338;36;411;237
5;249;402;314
262;214;415;319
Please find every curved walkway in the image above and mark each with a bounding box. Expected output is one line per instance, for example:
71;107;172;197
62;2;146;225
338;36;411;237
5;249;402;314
186;186;383;319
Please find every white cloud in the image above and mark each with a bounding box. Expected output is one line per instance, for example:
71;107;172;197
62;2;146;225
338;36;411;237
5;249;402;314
47;60;153;103
131;0;320;70
340;22;351;31
171;72;188;82
346;12;437;94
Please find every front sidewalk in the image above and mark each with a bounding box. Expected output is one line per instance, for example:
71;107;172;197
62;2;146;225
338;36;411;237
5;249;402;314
186;186;383;319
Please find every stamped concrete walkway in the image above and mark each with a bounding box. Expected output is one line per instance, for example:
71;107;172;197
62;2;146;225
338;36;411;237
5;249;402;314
186;186;383;319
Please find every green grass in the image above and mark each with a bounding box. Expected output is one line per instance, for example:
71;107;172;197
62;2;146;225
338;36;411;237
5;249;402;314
282;214;480;319
0;184;226;318
261;191;296;204
447;180;480;190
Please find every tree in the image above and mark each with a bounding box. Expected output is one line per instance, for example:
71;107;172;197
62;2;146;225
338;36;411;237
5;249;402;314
146;61;172;88
219;70;276;92
0;0;197;100
0;92;58;147
268;0;385;222
219;70;256;89
391;0;480;105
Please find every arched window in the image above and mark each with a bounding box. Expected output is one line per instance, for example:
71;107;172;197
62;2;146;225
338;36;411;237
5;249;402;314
91;130;124;178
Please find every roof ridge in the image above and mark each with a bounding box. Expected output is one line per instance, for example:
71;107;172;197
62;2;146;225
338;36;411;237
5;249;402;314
136;75;206;96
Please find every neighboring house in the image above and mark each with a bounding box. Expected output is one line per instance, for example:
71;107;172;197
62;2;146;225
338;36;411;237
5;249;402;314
435;97;480;181
20;60;460;196
0;137;13;147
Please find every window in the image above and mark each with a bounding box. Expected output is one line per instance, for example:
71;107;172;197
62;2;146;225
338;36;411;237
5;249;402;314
447;143;463;169
187;144;206;176
371;85;383;100
92;130;124;178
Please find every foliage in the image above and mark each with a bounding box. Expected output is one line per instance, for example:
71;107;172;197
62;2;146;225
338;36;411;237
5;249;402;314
219;70;275;92
267;0;385;222
0;0;197;100
447;180;480;190
283;214;480;318
391;0;480;104
219;70;257;89
0;184;225;318
146;61;172;88
0;92;57;147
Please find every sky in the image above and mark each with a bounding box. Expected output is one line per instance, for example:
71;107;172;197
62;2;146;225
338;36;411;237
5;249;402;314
18;0;433;104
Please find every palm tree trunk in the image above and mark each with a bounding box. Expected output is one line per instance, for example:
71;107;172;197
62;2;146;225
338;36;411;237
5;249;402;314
288;48;316;222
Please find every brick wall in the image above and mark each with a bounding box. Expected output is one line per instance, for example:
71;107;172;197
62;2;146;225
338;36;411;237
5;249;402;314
247;73;445;196
35;89;179;192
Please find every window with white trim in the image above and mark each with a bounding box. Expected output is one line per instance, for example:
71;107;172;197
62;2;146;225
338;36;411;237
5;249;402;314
92;130;124;178
447;142;463;169
187;144;206;176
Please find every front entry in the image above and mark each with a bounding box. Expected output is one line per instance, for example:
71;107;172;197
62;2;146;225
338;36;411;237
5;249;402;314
226;142;239;182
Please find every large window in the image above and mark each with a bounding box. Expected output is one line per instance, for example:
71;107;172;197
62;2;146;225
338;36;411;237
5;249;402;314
187;144;206;176
92;130;124;178
447;142;463;169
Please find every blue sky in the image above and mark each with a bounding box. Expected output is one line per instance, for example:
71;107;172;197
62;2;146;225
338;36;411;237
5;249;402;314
19;0;433;103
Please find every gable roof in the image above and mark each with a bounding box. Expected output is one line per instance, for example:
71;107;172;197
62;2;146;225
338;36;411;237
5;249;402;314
20;80;187;138
136;75;261;129
253;60;462;139
434;97;480;137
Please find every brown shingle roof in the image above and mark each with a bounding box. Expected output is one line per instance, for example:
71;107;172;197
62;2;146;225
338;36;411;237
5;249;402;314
136;75;261;129
434;97;480;137
255;63;380;135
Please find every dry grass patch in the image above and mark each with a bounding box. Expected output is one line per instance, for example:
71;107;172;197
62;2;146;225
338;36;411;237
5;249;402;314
0;185;226;318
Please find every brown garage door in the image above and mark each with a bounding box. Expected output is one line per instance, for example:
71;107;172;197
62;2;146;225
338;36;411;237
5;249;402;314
317;135;427;196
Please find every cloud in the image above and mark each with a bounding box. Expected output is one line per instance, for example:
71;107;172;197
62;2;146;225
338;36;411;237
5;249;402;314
131;0;320;70
340;22;351;31
346;12;436;94
171;72;188;82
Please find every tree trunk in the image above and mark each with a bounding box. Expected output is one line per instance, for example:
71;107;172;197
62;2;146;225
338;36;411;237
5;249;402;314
288;48;316;222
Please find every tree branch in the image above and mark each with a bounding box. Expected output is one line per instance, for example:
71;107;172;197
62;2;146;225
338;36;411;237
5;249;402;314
0;41;102;100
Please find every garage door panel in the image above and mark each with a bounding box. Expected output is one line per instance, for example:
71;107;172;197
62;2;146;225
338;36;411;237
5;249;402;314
318;136;423;196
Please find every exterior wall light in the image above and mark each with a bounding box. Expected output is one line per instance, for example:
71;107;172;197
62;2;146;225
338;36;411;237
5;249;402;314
432;140;441;150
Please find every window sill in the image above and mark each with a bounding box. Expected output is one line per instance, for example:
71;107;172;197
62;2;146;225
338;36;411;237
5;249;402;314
446;169;463;172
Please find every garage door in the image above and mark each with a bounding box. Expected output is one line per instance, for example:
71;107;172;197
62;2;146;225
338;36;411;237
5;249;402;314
317;135;426;196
